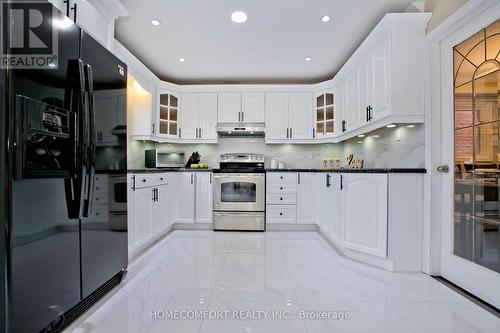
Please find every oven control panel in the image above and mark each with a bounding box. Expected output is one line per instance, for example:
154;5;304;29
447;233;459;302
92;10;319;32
220;153;265;163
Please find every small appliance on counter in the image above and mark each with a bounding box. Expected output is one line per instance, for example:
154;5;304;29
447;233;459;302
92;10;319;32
145;149;185;168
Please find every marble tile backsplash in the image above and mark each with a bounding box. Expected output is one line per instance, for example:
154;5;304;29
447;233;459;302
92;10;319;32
128;124;425;170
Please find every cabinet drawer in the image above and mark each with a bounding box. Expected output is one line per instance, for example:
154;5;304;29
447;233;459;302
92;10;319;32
133;174;156;189
267;183;297;194
149;173;169;186
267;193;296;205
267;172;297;184
94;193;109;205
266;205;297;224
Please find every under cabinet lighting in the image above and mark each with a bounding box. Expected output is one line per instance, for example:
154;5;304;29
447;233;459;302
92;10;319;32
406;124;415;128
321;15;331;23
372;135;380;138
151;19;161;26
357;134;365;138
231;11;247;23
386;124;396;128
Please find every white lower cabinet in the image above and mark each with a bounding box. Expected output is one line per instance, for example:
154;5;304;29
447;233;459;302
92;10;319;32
195;172;213;224
128;173;173;258
130;185;154;251
173;173;195;223
266;172;297;224
340;173;388;258
297;173;316;224
315;173;341;243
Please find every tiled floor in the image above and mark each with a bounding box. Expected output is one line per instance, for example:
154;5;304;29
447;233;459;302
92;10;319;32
64;230;500;333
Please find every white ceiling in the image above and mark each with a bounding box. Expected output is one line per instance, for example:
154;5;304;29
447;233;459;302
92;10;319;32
116;0;420;84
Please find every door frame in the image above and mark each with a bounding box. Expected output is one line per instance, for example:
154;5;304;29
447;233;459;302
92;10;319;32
426;0;500;307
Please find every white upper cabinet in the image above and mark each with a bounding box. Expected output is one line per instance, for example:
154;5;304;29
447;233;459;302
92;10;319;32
370;34;390;120
156;89;180;138
265;93;289;140
340;173;388;258
48;0;128;50
218;93;241;123
314;91;335;138
180;93;218;142
266;93;313;142
242;93;265;123
289;93;313;140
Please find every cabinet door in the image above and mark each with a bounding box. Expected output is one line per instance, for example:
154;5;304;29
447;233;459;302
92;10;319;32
357;59;372;125
128;77;153;136
218;93;241;123
289;93;313;140
195;173;213;223
371;35;390;120
328;174;342;244
157;90;179;137
181;93;200;140
173;173;195;223
154;185;170;234
130;187;154;249
265;93;289;140
315;91;335;137
344;72;359;132
340;174;388;257
199;93;218;140
297;173;316;224
242;93;265;122
315;173;331;231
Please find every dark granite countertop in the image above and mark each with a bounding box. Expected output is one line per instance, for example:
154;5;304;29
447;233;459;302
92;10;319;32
128;168;426;174
265;168;427;174
128;168;214;173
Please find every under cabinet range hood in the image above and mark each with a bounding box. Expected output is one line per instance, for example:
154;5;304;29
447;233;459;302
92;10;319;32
216;123;265;137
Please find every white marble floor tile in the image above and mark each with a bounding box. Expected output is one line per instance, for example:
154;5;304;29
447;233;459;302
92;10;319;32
62;230;499;333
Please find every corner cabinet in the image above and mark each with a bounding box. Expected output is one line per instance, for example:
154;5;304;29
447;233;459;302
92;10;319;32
156;89;180;138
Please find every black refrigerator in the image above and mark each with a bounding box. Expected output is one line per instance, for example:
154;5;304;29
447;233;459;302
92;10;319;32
0;3;128;333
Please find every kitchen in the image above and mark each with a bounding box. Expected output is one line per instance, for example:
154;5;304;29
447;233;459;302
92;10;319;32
0;0;499;332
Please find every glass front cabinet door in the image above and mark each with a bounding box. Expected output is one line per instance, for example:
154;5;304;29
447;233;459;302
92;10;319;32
315;90;335;138
156;89;180;137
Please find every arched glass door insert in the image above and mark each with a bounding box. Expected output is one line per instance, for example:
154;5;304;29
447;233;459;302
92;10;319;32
453;19;500;273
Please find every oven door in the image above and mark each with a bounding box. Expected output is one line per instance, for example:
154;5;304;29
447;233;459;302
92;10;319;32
213;173;265;212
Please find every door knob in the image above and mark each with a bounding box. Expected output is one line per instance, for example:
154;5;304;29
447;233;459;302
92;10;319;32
437;165;450;173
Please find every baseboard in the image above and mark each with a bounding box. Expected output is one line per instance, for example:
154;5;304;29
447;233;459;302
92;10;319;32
128;225;174;260
266;223;319;231
173;223;214;230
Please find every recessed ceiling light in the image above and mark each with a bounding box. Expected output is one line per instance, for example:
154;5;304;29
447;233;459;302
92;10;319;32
357;134;365;138
406;124;415;128
231;11;247;23
321;15;331;23
372;135;380;138
304;57;312;62
151;19;161;26
178;57;187;62
386;124;396;128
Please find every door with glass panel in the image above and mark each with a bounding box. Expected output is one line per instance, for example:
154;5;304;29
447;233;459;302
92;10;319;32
442;18;500;308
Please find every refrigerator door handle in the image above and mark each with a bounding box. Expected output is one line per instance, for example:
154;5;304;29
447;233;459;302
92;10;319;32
83;64;96;217
64;59;87;219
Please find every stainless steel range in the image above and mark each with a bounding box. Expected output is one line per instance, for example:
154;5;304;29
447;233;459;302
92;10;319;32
213;153;266;231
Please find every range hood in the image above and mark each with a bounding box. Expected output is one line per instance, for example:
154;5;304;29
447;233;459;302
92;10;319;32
216;123;265;137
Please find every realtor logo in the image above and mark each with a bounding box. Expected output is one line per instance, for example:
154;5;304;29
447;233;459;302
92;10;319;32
1;1;58;69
